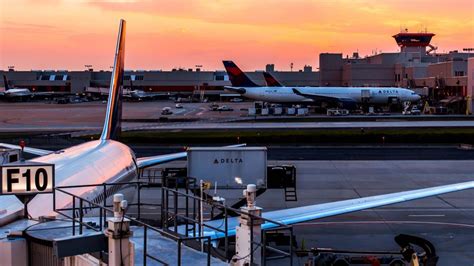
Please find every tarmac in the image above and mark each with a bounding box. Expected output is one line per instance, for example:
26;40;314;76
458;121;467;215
135;159;474;265
2;101;474;134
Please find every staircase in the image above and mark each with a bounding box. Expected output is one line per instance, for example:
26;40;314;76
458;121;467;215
284;186;298;201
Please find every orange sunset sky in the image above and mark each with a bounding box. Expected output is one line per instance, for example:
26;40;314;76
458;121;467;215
0;0;473;71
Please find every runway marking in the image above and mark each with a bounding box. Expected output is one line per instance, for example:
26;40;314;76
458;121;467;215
408;214;445;217
295;220;474;228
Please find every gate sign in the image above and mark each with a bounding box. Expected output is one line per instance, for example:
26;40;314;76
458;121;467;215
0;163;55;195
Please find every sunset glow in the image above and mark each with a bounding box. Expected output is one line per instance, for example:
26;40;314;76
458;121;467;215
1;0;473;71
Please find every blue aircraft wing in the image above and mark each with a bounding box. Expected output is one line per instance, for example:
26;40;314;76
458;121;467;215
176;180;474;240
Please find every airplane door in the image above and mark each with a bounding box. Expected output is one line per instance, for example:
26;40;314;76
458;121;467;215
361;89;370;103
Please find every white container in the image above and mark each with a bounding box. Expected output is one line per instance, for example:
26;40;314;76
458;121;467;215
248;107;256;116
274;107;283;115
187;147;267;189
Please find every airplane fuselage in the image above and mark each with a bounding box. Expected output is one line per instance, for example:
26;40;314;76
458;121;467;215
4;88;32;98
231;86;420;104
28;140;137;218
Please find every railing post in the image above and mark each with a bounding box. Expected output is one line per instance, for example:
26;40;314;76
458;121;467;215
250;216;254;264
137;182;141;220
79;198;83;235
289;226;293;266
103;183;107;227
262;230;266;266
207;237;211;266
177;239;182;266
224;207;228;260
99;207;103;229
174;190;178;232
72;197;76;236
143;226;147;266
52;187;56;211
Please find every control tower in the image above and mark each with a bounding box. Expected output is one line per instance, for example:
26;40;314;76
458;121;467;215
393;30;436;54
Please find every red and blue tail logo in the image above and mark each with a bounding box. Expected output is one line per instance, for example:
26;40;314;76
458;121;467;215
223;61;259;87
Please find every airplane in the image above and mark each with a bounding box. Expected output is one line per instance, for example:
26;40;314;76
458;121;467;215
123;79;169;101
1;74;69;101
262;71;284;87
0;20;242;223
223;61;421;108
1;21;473;263
1;75;33;100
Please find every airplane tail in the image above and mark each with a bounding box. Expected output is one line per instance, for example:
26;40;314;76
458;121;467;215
3;75;10;90
263;72;284;87
222;61;259;87
100;19;126;141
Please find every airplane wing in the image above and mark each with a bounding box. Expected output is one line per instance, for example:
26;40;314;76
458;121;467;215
292;88;355;104
224;86;246;94
32;92;69;97
136;144;246;169
137;152;187;169
0;143;53;156
177;180;474;240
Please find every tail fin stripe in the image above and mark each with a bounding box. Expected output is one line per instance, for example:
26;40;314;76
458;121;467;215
100;19;126;141
223;61;259;87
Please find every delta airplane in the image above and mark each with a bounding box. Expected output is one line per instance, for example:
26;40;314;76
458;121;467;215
123;79;168;101
263;71;284;87
1;74;68;101
2;21;474;253
1;75;32;100
223;61;421;108
0;20;242;223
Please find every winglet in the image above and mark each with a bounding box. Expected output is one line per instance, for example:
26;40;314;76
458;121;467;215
223;60;259;87
263;72;284;87
3;75;10;90
100;19;126;141
292;88;303;95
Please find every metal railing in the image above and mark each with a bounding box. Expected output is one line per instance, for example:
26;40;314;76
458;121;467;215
161;185;294;265
53;181;212;266
52;176;294;265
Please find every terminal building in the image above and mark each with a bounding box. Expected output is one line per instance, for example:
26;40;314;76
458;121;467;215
1;31;473;112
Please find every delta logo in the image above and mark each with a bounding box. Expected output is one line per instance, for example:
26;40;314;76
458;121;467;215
213;158;244;164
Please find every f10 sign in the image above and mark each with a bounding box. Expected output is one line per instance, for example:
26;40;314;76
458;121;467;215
1;164;55;195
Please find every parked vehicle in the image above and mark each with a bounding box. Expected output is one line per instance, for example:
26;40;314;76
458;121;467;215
230;98;243;102
161;107;173;115
217;105;233;111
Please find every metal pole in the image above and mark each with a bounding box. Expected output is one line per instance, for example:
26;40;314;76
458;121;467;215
289;227;293;266
79;198;83;235
207;237;211;266
99;207;103;229
137;183;141;220
143;226;147;266
262;231;266;266
200;180;204;252
224;208;228;259
174;190;178;232
177;239;182;266
72;197;76;236
103;184;107;226
250;216;254;264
